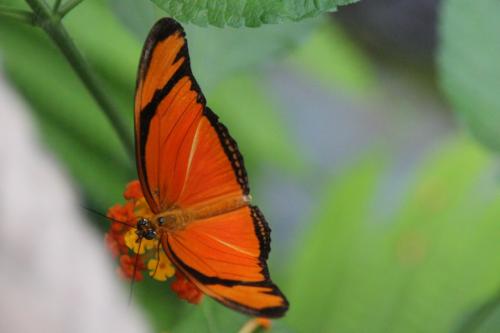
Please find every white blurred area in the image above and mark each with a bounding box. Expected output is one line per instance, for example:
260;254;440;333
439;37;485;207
0;72;150;333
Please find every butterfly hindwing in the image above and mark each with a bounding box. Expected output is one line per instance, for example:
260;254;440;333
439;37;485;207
162;205;288;318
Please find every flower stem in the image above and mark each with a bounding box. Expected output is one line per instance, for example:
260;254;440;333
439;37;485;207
24;0;134;160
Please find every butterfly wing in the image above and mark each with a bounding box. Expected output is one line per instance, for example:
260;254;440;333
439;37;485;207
134;18;201;213
135;18;248;213
135;18;288;317
163;205;288;317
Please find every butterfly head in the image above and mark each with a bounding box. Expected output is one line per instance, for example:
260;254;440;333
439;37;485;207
136;217;157;240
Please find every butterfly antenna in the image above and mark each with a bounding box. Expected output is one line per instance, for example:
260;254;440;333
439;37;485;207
128;236;143;306
82;206;134;228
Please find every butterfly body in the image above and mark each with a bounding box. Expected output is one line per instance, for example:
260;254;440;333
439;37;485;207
134;17;289;318
154;209;189;231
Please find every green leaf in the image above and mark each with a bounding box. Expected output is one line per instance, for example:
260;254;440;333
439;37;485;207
438;0;500;151
111;0;320;90
150;0;358;27
285;156;385;332
286;137;500;332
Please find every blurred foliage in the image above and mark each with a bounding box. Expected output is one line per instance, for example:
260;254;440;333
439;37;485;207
1;0;500;332
335;0;439;66
0;1;135;208
439;0;500;152
209;75;304;172
287;138;500;333
150;0;358;27
285;21;375;93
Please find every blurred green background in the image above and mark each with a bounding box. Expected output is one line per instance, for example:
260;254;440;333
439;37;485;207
1;0;499;332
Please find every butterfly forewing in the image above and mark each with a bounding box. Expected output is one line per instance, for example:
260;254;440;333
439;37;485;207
135;21;203;212
134;18;288;317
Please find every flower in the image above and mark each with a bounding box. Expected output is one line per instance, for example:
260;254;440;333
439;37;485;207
119;254;146;281
147;251;175;281
105;202;135;258
123;228;156;254
104;232;122;257
124;180;143;200
170;271;204;304
104;180;203;305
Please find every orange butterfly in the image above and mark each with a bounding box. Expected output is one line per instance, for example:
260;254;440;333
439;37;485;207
132;17;288;318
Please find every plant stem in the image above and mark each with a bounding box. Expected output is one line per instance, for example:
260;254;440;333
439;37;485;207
24;0;134;160
53;0;62;13
58;0;84;18
0;6;36;25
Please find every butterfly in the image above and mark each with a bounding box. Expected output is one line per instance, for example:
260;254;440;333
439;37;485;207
132;17;289;318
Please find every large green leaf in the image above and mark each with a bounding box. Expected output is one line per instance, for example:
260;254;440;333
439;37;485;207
286;137;500;333
150;0;358;27
438;0;500;151
285;156;385;332
110;0;320;90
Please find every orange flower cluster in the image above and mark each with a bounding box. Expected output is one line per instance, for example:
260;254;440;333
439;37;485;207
170;271;203;304
104;180;203;304
105;200;142;280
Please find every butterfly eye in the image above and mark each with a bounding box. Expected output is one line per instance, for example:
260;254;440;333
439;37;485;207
144;229;157;240
158;217;166;226
137;218;149;228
